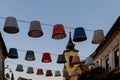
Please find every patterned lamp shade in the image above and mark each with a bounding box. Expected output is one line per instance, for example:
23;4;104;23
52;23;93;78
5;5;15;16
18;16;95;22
46;70;53;77
28;21;43;38
71;56;81;65
92;29;105;44
16;64;24;72
36;68;44;75
41;52;52;63
73;27;87;42
8;48;18;59
69;71;77;76
3;16;19;34
26;67;34;74
85;57;94;66
25;50;35;61
52;24;66;39
57;54;66;64
54;70;61;77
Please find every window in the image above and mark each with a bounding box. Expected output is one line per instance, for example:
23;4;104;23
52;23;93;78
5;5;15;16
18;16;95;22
114;49;119;68
106;58;109;71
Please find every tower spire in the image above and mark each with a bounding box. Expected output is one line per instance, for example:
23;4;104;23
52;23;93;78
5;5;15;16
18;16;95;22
66;32;75;50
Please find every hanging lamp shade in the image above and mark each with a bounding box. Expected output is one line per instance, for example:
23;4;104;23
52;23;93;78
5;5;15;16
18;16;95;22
57;54;66;64
92;29;105;44
85;57;94;66
73;27;87;42
28;21;43;38
16;64;24;72
3;16;19;34
63;70;69;77
8;48;18;59
69;71;77;76
46;70;53;77
25;50;35;61
36;68;44;75
26;67;34;74
71;56;81;65
52;24;66;39
41;52;52;63
54;70;61;77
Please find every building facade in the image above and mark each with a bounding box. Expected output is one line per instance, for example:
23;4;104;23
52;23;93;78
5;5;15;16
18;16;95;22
90;16;120;73
0;33;8;80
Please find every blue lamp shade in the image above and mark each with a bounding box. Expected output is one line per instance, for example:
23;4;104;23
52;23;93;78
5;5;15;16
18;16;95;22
8;48;18;59
25;50;35;61
16;64;24;72
63;70;69;77
73;27;87;42
85;57;94;66
3;17;19;34
57;54;66;64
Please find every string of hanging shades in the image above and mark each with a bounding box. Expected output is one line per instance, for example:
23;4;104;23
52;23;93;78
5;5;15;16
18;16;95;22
92;29;105;44
8;48;19;59
73;27;87;42
52;24;66;39
28;21;43;38
3;17;19;34
25;50;35;61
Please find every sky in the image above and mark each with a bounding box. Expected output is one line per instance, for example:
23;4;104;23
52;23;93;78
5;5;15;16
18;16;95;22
0;0;120;80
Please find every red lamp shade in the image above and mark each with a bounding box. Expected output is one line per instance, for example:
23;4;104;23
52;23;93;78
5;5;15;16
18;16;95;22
41;52;52;63
52;24;66;39
28;21;43;38
46;70;53;77
36;68;44;75
71;56;81;65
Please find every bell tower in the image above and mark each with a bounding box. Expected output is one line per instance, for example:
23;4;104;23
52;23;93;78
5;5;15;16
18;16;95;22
63;32;80;80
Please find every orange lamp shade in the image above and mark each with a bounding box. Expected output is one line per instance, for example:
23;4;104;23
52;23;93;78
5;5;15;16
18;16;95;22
46;70;53;77
36;68;44;75
28;21;43;38
52;24;66;39
41;52;52;63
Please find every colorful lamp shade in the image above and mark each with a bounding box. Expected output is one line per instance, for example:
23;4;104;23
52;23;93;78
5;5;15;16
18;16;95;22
41;52;52;63
46;70;53;77
54;70;61;77
85;57;94;66
92;29;105;44
8;48;18;59
71;56;81;65
52;24;66;39
57;54;66;64
69;71;77;76
36;68;44;75
26;67;34;74
28;21;43;38
16;64;24;72
25;50;35;61
73;27;87;42
3;16;19;34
